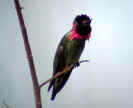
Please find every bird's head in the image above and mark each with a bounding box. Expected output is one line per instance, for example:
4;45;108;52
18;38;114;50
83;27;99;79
73;14;92;36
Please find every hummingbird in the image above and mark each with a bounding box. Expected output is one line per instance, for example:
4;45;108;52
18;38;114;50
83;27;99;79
48;14;92;100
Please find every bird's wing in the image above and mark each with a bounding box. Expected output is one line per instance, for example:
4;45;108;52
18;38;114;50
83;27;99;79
53;35;68;75
48;34;69;91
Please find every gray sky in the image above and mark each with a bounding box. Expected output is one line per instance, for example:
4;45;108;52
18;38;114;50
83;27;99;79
0;0;133;108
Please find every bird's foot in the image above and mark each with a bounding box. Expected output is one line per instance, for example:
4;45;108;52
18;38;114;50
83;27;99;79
74;61;80;68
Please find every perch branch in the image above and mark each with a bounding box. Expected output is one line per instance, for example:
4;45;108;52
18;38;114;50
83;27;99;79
14;0;42;108
40;60;89;88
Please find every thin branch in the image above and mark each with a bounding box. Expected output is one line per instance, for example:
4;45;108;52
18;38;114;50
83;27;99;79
40;60;89;88
14;0;42;108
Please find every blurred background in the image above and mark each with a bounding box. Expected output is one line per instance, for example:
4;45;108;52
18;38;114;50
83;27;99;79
0;0;133;108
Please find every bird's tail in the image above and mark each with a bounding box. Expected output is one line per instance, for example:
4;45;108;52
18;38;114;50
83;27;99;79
51;91;57;101
48;81;53;92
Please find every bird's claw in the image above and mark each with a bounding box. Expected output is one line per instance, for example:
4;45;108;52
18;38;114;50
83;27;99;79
74;62;80;68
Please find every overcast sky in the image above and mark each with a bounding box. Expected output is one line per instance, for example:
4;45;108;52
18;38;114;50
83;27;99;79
0;0;133;108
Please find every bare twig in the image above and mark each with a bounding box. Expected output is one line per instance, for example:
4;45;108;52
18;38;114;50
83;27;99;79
14;0;42;108
40;60;89;88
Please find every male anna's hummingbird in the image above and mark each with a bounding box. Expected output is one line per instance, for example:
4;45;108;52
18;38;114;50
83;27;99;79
48;14;92;100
